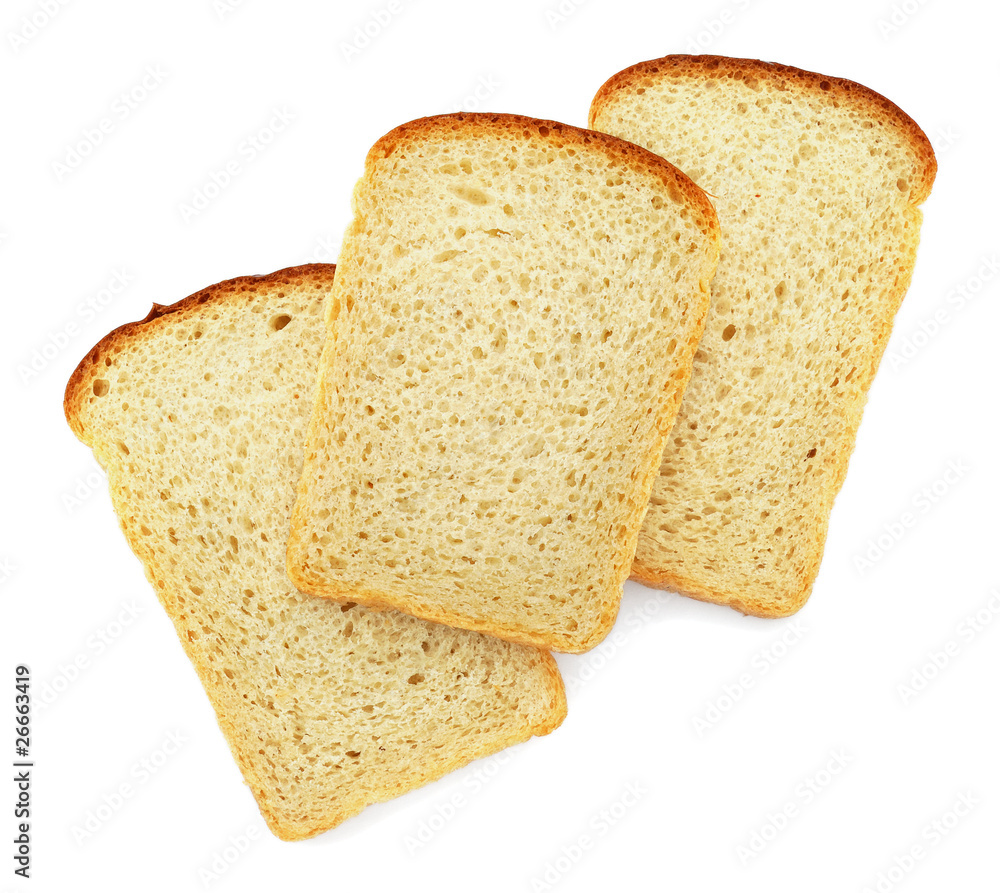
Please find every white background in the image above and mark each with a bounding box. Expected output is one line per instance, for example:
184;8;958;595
2;0;997;890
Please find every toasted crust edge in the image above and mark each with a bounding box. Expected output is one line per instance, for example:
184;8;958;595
287;113;720;652
64;262;567;841
63;263;338;444
589;54;937;202
591;55;935;616
368;112;722;246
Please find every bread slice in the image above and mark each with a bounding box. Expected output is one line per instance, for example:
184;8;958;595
286;113;720;653
589;55;937;616
63;264;566;841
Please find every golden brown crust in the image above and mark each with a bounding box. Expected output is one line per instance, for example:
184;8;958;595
369;112;722;248
592;55;935;616
589;55;937;202
63;263;337;445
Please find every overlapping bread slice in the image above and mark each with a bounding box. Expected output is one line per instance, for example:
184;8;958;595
287;113;720;653
64;264;566;840
590;55;937;616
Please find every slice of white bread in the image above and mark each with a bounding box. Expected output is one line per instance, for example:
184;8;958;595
286;113;720;653
589;55;937;616
63;264;566;841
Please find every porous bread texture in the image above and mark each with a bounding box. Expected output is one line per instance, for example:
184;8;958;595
590;55;937;617
287;113;720;653
63;264;566;841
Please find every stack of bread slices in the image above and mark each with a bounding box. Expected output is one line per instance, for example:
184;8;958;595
64;55;935;840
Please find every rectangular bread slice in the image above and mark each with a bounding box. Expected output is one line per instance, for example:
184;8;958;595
286;113;720;653
590;55;937;616
63;264;566;841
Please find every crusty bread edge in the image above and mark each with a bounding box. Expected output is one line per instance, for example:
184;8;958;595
63;264;339;442
589;54;937;202
590;55;936;616
286;113;721;653
367;112;722;238
64;263;567;841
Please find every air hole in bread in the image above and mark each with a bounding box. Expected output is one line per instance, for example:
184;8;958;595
433;250;464;263
270;314;292;331
448;184;491;205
